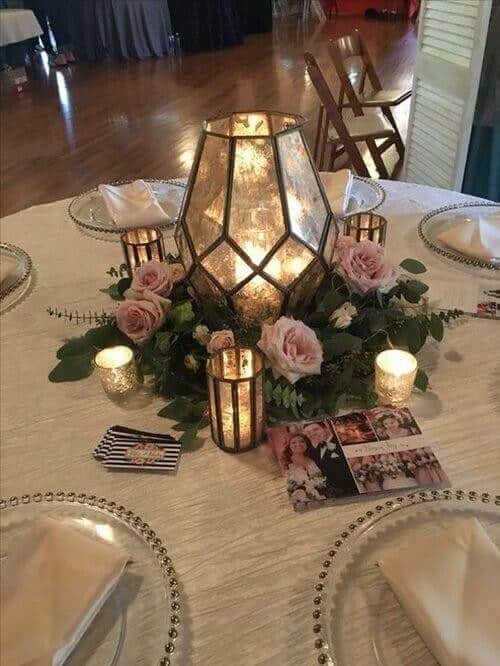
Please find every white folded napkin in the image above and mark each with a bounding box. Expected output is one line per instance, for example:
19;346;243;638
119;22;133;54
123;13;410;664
98;179;171;228
438;214;500;261
0;518;129;666
378;518;500;666
319;169;353;216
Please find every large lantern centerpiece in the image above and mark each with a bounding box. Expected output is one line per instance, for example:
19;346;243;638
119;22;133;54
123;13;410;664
175;111;338;325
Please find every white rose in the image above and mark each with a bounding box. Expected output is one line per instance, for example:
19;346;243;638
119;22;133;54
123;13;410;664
184;353;199;372
193;324;211;346
329;302;357;329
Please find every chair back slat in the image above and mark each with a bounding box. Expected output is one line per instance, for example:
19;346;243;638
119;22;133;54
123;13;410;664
304;52;370;176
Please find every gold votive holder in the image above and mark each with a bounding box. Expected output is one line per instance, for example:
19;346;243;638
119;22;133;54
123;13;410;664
207;346;265;453
343;212;387;245
375;349;418;407
121;227;166;273
94;345;141;396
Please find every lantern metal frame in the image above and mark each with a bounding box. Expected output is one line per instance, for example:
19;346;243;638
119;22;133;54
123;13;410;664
207;346;265;453
175;110;339;325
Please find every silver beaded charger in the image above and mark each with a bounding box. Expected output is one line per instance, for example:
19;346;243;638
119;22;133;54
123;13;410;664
311;489;500;665
0;491;182;665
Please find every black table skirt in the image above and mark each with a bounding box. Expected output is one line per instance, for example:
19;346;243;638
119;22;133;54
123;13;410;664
169;0;272;53
70;0;173;61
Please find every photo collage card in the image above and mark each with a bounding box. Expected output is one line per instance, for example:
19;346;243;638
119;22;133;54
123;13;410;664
266;407;448;510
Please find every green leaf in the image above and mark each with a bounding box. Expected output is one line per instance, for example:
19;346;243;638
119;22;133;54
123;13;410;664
305;311;329;328
84;324;125;349
404;318;424;354
179;424;204;450
402;279;429;304
323;333;362;360
429;313;444;342
414;368;429;392
400;258;427;274
155;331;172;354
49;353;94;382
264;379;273;403
363;390;378;409
272;384;283;407
281;384;292;408
56;336;92;359
324;390;342;414
167;301;195;332
157;397;203;422
319;290;345;313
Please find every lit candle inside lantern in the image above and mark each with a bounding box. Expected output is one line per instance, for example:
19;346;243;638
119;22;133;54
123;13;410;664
344;213;387;245
121;227;166;273
375;349;418;407
207;346;265;453
94;345;141;396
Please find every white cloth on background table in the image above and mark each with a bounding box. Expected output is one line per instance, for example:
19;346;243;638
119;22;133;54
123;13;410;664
98;180;171;228
438;213;500;261
0;9;42;47
0;518;129;666
319;169;353;216
378;518;500;666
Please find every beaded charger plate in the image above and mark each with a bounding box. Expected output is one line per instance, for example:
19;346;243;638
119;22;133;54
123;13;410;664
68;179;186;240
0;243;33;313
418;202;500;274
311;489;500;665
0;492;181;665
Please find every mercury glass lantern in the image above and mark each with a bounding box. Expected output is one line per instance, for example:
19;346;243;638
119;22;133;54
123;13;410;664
175;111;338;325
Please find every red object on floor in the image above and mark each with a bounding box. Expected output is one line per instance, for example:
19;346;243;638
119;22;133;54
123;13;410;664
408;0;420;21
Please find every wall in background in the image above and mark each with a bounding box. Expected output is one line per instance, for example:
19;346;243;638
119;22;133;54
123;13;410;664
320;0;407;16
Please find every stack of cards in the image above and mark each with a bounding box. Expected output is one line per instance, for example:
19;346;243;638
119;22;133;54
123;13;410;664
94;425;181;472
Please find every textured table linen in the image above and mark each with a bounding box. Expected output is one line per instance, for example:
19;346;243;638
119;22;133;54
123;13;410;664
1;181;499;664
0;8;41;47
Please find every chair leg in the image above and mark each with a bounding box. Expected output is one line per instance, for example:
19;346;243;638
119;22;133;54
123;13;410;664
366;138;389;179
382;106;405;160
313;106;325;165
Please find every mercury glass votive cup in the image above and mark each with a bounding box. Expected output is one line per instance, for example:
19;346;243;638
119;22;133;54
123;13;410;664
343;212;387;245
94;345;141;397
375;349;418;407
121;227;166;273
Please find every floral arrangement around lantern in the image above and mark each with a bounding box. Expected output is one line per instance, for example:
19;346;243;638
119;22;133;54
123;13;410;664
48;238;462;447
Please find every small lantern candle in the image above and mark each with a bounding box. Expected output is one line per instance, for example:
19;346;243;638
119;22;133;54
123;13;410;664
94;345;141;396
344;213;387;245
121;227;166;273
375;349;418;407
207;346;265;453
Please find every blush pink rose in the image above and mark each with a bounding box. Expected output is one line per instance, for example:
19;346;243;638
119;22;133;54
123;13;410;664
126;260;176;299
257;317;323;384
207;330;235;354
116;291;170;345
337;239;396;294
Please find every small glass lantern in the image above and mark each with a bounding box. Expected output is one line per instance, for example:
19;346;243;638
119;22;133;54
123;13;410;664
175;111;338;326
343;212;387;245
121;227;166;273
207;346;265;453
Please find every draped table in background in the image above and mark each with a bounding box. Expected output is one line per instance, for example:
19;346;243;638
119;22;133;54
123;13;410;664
1;181;499;664
70;0;172;61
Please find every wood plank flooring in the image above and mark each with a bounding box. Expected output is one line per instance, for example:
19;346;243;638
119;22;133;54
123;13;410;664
0;16;417;217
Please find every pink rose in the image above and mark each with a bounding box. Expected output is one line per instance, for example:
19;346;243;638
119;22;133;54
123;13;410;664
126;260;174;299
257;317;323;384
207;330;235;354
116;291;170;345
337;239;396;294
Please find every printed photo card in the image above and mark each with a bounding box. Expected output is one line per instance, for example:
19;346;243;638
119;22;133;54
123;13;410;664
266;407;448;510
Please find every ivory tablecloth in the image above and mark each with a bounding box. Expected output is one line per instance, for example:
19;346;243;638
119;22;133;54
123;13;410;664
1;180;499;664
0;8;41;47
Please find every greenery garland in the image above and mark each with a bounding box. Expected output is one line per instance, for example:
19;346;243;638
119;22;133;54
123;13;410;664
48;255;462;447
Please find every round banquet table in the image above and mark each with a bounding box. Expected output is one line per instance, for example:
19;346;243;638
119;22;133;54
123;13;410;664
1;180;499;664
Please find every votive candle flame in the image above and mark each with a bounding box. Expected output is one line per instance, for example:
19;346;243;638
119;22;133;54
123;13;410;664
375;349;418;407
94;345;140;396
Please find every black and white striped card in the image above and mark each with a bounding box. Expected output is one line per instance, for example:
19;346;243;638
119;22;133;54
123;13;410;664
94;426;180;472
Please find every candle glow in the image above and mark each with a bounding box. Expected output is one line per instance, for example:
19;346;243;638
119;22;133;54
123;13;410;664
375;349;418;407
95;345;140;396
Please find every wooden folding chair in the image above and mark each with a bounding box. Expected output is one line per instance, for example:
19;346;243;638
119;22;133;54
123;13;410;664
305;52;398;178
328;30;412;176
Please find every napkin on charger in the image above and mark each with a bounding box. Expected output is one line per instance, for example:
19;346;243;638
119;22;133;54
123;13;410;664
438;214;500;262
319;169;354;216
0;518;129;666
98;179;171;228
378;517;500;666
